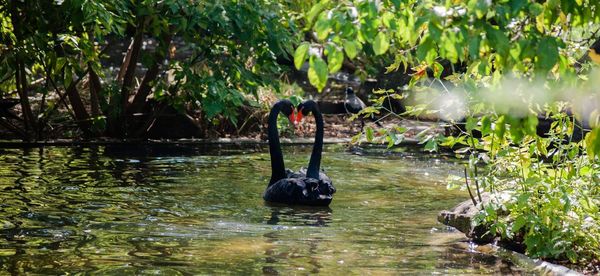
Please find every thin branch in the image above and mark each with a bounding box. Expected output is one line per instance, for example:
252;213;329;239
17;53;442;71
473;164;483;203
464;167;478;206
43;66;77;121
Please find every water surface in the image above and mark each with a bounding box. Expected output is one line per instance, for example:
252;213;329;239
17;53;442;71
0;145;525;274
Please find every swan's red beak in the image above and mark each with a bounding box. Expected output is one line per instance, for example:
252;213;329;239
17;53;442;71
294;108;304;124
288;109;297;126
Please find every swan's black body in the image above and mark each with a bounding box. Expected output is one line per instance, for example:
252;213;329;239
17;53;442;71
263;100;335;206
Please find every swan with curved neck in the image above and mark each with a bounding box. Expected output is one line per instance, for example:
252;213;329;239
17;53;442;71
267;99;295;186
296;100;325;179
263;99;335;206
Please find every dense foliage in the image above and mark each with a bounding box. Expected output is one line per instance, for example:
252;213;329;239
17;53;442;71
0;0;297;139
297;0;600;266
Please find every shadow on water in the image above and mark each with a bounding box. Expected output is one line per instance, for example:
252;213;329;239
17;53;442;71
102;143;266;158
0;145;531;274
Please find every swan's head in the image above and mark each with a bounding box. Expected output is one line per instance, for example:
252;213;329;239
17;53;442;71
276;99;296;126
295;100;319;124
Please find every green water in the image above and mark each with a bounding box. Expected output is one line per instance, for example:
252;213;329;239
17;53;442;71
0;145;525;274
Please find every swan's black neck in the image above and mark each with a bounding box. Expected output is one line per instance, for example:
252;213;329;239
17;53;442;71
307;106;323;180
268;102;286;186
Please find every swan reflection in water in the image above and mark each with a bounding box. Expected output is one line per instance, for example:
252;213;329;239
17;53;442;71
262;205;332;275
264;204;332;227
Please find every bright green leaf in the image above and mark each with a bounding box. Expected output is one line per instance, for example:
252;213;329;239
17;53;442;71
373;32;390;55
308;56;328;92
327;47;344;73
315;17;331;41
294;43;309;70
365;126;374;142
343;40;359;59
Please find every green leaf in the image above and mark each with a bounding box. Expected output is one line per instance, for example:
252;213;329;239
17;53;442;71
416;36;436;64
512;216;527;232
365;126;374;142
308;56;328;92
536;37;559;72
343;40;359;59
480;116;492;136
432;62;444;78
508;116;524;143
294;43;309;70
469;0;491;18
314;16;331;41
528;3;544;16
359;18;379;43
327;47;344;73
424;139;439;152
525;115;539;136
585;128;600;160
306;0;329;28
442;36;458;63
466;117;478;133
495;115;506;140
429;23;443;41
485;25;509;57
382;12;397;30
373;32;390;55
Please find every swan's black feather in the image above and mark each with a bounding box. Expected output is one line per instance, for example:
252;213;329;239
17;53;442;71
263;175;335;206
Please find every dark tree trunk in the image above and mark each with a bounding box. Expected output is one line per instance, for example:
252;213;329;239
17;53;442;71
87;29;102;118
88;65;102;117
15;61;36;140
114;19;146;137
9;2;36;140
120;31;144;107
65;79;91;136
129;33;172;115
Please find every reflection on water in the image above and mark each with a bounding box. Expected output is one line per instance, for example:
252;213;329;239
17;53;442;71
265;205;332;227
0;145;526;274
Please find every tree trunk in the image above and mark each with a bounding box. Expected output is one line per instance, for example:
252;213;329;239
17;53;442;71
128;33;173;115
115;19;146;137
120;20;145;114
87;29;102;118
88;65;102;117
65;79;91;136
15;61;36;140
9;2;35;140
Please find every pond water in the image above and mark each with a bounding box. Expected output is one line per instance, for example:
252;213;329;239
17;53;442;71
0;144;527;274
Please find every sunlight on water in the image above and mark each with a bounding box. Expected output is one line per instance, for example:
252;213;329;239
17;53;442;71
0;145;526;274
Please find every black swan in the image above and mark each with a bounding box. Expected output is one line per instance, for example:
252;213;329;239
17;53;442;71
263;99;335;206
344;87;381;129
